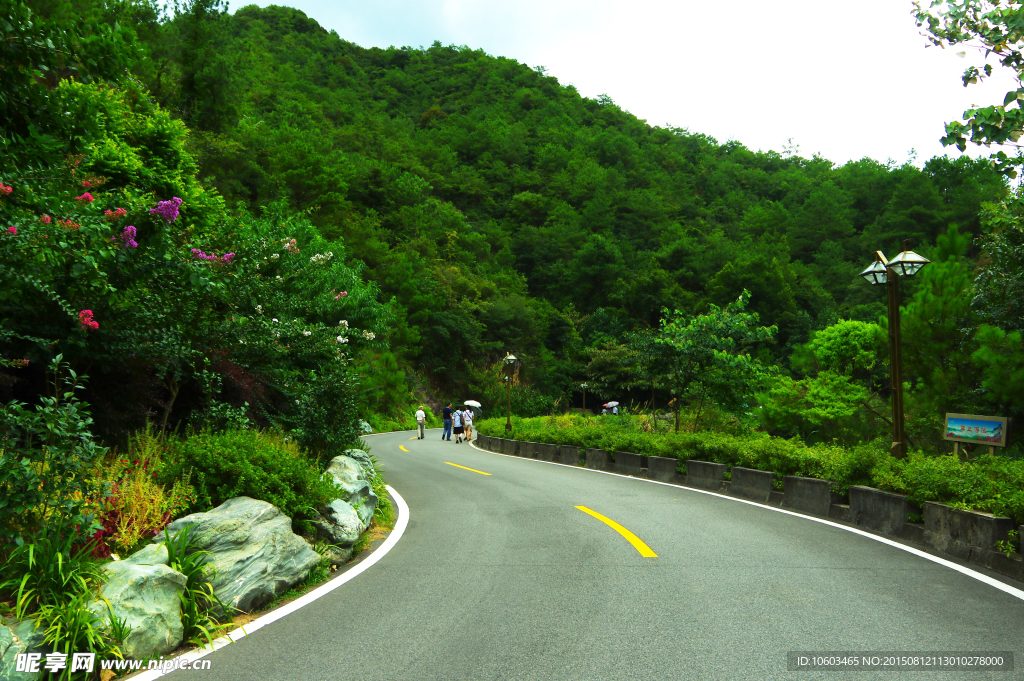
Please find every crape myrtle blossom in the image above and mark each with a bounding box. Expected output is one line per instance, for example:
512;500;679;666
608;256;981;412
0;183;12;196
310;252;333;264
78;310;99;331
336;335;348;344
6;227;16;235
104;208;127;222
150;197;182;223
190;249;234;265
281;238;299;254
39;215;51;224
362;330;375;340
121;226;138;248
74;192;94;203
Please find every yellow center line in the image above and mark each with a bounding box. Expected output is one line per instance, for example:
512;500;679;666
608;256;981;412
408;436;418;440
575;506;658;557
444;462;491;476
399;445;409;452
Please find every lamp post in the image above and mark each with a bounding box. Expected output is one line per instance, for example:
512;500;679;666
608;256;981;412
859;240;930;457
502;354;518;432
579;382;588;413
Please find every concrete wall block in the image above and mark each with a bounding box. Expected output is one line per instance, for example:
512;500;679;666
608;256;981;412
648;456;680;483
516;441;534;458
685;460;726;491
923;501;1015;561
849;486;907;535
501;439;519;456
476;435;490;450
584;448;609;470
535;443;558;461
614;451;648;476
767;491;784;507
728;467;775;503
828;504;850;522
559;445;581;465
782;476;834;517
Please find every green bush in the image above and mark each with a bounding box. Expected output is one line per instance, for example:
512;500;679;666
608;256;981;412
160;430;342;529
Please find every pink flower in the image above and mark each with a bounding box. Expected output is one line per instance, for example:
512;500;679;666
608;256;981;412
0;184;12;196
82;180;92;188
104;208;127;222
78;309;99;331
75;193;94;203
39;214;51;224
121;225;137;248
6;227;15;235
334;291;348;300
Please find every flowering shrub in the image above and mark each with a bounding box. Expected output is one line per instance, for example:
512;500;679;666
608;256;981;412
104;208;127;221
6;226;15;235
0;183;12;196
150;196;182;223
282;237;299;254
74;192;94;203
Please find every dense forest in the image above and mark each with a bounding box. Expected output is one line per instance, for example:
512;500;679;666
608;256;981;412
3;0;1023;453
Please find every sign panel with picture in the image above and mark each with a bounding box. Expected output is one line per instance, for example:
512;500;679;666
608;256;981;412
943;413;1009;447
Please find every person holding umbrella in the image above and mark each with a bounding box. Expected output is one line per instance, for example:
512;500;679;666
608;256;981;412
463;400;481;442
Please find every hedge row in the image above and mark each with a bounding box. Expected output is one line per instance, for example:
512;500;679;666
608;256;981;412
477;415;1024;525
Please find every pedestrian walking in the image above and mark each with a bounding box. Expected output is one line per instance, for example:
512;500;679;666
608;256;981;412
612;405;618;415
442;403;453;441
463;407;474;441
453;407;464;443
415;405;426;439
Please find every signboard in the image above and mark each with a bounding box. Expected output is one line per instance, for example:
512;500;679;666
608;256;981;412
943;413;1009;447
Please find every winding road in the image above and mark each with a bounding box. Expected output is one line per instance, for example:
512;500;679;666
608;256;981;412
165;429;1024;680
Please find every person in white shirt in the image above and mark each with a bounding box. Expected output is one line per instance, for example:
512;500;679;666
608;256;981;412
463;408;474;441
452;408;464;443
414;406;426;439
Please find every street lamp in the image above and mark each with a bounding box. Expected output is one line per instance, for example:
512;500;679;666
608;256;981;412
579;382;588;413
859;240;930;457
502;354;518;432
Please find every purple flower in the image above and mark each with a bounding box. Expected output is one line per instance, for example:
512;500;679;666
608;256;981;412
150;197;183;223
121;225;138;248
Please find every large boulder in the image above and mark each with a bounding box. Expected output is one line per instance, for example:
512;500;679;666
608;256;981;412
161;497;320;615
89;543;187;659
325;455;378;529
312;499;363;547
0;618;42;681
341;449;376;478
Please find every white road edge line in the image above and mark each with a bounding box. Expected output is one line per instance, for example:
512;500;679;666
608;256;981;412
469;440;1024;603
131;484;410;680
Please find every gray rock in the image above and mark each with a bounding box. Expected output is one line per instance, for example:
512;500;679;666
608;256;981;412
325;455;378;530
162;497;320;615
312;499;363;546
0;620;41;681
342;448;376;478
89;558;187;660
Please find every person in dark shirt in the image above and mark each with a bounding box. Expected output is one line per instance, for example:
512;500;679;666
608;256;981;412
442;403;453;441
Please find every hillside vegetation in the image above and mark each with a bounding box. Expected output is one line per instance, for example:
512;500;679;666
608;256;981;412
3;0;1023;453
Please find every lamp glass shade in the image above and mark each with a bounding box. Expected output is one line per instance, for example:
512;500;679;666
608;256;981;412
859;260;888;286
887;249;930;278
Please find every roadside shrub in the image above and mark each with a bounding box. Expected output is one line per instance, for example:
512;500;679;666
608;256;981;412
0;357;106;543
364;405;440;434
874;452;1024;526
89;429;196;557
159;429;342;529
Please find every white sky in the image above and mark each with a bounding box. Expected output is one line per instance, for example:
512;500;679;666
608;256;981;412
243;0;1014;167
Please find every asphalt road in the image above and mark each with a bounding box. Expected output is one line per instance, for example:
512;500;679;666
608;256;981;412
167;429;1024;681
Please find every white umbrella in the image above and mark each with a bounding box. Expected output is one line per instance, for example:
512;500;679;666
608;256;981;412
464;400;482;408
604;401;620;407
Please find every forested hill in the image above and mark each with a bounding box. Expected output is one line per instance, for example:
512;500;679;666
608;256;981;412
24;1;1010;405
